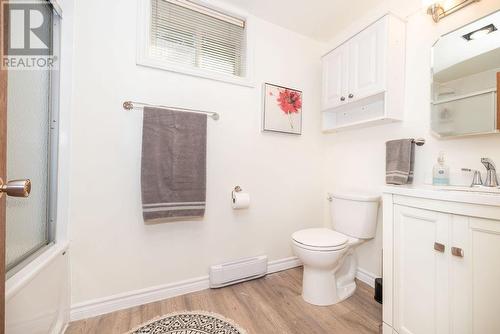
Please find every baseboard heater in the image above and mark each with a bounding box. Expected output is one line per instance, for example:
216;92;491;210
209;255;268;288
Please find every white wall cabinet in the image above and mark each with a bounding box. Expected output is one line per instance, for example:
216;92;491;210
347;18;386;102
321;14;405;132
322;45;348;110
383;187;500;334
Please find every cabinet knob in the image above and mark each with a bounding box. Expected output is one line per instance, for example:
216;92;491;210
348;93;354;98
451;247;464;257
340;96;346;101
434;242;445;253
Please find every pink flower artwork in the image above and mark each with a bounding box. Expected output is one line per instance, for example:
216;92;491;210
263;83;302;135
277;89;302;129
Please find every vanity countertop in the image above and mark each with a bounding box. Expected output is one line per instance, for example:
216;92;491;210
383;184;500;207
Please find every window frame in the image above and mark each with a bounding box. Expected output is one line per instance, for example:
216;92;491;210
137;0;254;87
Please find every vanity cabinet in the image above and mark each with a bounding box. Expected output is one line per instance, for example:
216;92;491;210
383;187;500;334
321;13;405;132
393;205;449;334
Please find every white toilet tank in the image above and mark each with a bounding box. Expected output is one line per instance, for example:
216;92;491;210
329;193;380;239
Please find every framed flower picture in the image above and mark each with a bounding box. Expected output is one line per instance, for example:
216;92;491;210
262;83;303;135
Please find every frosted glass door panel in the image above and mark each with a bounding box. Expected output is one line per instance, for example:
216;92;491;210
6;69;51;270
431;92;496;137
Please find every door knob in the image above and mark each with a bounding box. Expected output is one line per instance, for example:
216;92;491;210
0;178;31;198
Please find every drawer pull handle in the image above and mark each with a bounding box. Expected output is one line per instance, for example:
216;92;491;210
434;242;445;253
451;247;464;257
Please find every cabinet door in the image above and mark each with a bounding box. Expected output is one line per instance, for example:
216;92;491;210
347;18;386;102
322;45;348;110
394;205;450;334
449;215;470;334
453;217;500;334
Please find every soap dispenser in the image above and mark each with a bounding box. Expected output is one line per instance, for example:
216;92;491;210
433;152;450;186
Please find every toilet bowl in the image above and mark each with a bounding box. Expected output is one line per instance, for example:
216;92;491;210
292;193;379;306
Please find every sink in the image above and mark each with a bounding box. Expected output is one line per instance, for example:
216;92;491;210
433;185;500;194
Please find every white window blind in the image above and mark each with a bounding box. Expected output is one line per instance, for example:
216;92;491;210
150;0;246;78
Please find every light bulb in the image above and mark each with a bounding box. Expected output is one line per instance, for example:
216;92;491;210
469;28;492;40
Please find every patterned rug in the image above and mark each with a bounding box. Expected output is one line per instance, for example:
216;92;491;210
128;311;247;334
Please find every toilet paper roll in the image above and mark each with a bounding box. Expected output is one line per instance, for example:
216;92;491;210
232;192;250;209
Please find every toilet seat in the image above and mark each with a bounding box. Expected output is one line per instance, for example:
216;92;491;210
292;228;348;251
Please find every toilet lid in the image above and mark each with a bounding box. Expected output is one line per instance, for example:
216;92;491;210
292;228;348;248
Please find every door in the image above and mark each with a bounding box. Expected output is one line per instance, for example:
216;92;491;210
458;217;500;334
1;1;62;333
322;45;348;110
348;17;386;102
393;205;450;334
0;2;6;330
448;215;469;334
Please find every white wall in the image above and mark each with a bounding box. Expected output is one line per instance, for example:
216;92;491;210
69;0;500;307
69;0;326;304
323;0;500;276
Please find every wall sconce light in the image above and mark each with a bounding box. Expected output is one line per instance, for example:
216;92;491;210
423;0;480;23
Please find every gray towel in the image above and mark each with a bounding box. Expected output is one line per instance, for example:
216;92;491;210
141;107;207;222
386;139;415;185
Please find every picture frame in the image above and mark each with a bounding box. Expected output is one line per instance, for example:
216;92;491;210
262;83;303;135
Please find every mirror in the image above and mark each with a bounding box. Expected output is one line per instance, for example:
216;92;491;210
431;10;500;138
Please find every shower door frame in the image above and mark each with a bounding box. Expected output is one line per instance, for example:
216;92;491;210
2;0;73;333
0;1;7;331
4;0;61;277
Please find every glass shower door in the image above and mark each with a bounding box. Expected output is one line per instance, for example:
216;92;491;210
5;0;58;275
6;71;52;273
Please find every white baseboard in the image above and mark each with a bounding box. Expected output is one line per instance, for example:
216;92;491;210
268;256;301;274
70;256;302;322
70;275;210;321
356;267;379;288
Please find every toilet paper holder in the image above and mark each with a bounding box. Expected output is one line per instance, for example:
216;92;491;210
232;186;242;202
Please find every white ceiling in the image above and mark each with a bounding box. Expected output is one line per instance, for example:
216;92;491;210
225;0;387;42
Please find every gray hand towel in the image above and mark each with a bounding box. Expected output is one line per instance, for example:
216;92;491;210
141;107;207;222
386;139;415;185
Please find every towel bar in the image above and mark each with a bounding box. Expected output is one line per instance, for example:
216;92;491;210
123;101;220;120
413;138;425;146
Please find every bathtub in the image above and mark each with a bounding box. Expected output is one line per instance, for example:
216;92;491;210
6;242;70;334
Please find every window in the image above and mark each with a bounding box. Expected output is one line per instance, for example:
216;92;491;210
140;0;248;82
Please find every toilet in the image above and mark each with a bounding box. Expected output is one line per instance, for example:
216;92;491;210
291;192;380;306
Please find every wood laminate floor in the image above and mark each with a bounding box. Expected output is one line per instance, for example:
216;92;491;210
65;267;382;334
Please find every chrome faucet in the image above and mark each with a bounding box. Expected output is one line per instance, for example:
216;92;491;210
481;158;499;187
461;168;483;187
